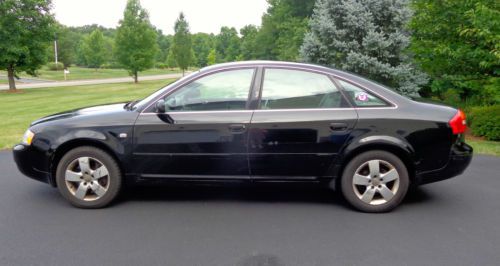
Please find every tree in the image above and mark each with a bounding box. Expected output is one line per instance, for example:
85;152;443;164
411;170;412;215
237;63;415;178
48;24;80;68
81;29;107;70
192;33;215;67
255;0;315;60
172;12;193;75
239;25;259;60
115;0;158;83
166;48;177;69
0;0;55;91
207;49;217;66
156;31;172;63
410;0;500;104
215;27;241;62
301;0;428;96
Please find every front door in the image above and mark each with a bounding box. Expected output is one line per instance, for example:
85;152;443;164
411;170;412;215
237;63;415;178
132;68;256;179
248;68;358;179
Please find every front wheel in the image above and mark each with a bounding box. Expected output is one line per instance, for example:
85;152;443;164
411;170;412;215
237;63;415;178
340;150;409;213
55;146;122;208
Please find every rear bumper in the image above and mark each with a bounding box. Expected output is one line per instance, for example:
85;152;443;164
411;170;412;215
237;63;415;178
13;144;52;185
416;142;473;185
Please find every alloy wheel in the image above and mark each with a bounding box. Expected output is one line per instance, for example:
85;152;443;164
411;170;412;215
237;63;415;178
352;159;400;205
64;156;110;201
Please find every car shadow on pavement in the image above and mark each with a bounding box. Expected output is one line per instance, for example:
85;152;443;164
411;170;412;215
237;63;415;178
117;183;435;208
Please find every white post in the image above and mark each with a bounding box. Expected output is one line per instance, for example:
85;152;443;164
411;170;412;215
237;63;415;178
54;40;58;64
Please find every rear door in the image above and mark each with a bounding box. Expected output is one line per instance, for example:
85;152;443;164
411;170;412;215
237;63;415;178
248;68;358;179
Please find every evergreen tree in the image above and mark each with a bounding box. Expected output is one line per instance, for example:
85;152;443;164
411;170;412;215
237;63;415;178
301;0;427;96
172;12;193;75
115;0;158;83
81;29;107;70
0;0;55;91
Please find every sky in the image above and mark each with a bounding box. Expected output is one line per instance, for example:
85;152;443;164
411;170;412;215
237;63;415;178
53;0;269;35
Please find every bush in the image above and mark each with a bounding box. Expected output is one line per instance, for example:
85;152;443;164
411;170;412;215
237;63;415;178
155;63;167;69
468;105;500;141
47;62;64;71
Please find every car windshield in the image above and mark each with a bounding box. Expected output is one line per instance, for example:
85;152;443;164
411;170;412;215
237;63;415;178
131;71;200;110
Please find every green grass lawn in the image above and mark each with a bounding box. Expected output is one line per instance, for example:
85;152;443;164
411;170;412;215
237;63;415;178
0;79;174;149
467;139;500;157
0;66;183;82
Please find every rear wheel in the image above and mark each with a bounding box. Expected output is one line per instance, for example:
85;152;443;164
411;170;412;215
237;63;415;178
340;150;409;212
56;146;122;208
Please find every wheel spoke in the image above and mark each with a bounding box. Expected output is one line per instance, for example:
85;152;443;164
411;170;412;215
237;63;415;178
353;174;371;186
368;160;380;176
361;187;376;203
93;166;109;179
379;185;394;201
382;169;398;183
90;183;107;197
74;183;88;199
78;157;91;173
65;170;82;182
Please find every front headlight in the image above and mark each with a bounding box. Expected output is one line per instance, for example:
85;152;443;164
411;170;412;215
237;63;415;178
22;129;35;145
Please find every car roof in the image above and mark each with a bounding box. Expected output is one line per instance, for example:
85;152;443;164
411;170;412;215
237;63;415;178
200;60;334;73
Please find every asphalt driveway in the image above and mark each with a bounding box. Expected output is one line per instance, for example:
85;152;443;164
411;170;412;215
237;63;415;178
0;151;499;266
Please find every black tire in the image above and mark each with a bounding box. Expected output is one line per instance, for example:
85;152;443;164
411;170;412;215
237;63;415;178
55;146;122;208
340;150;409;213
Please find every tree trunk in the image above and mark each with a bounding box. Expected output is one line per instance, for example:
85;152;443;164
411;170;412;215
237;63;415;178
134;71;138;83
182;69;185;77
7;66;16;91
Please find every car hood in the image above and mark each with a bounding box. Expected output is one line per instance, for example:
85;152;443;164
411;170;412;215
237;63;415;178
31;102;128;126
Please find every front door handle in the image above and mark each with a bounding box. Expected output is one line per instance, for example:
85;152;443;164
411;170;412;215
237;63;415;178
330;122;348;131
228;124;246;133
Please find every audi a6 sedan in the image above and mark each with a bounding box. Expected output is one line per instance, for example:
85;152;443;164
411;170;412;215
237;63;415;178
13;61;473;212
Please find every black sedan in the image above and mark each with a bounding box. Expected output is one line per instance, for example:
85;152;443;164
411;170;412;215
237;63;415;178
13;61;472;212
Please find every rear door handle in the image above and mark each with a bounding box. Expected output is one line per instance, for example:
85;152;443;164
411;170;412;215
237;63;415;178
228;124;246;133
330;122;348;131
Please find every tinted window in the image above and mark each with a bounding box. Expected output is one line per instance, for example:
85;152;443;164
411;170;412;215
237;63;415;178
162;69;254;112
338;80;388;107
260;69;348;109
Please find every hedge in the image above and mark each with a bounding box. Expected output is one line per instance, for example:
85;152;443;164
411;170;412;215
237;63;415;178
467;105;500;141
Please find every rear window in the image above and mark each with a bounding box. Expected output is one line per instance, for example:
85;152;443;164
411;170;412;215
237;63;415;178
338;80;388;107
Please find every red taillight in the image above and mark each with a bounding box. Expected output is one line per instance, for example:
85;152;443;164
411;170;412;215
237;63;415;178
449;109;467;134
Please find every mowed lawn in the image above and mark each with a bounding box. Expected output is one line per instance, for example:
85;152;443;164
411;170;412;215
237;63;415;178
0;79;174;149
0;66;183;82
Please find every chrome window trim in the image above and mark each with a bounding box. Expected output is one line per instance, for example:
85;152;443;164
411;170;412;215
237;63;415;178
138;106;397;116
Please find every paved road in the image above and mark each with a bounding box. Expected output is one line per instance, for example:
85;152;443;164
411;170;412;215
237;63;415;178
0;76;52;84
0;73;185;90
0;152;499;266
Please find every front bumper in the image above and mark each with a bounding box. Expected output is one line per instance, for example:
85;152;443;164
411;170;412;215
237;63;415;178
13;144;52;185
416;142;473;185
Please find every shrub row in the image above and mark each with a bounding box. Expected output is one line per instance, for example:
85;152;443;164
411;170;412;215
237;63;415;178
467;105;500;141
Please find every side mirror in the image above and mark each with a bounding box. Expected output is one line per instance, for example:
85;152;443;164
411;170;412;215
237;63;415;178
155;99;166;113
